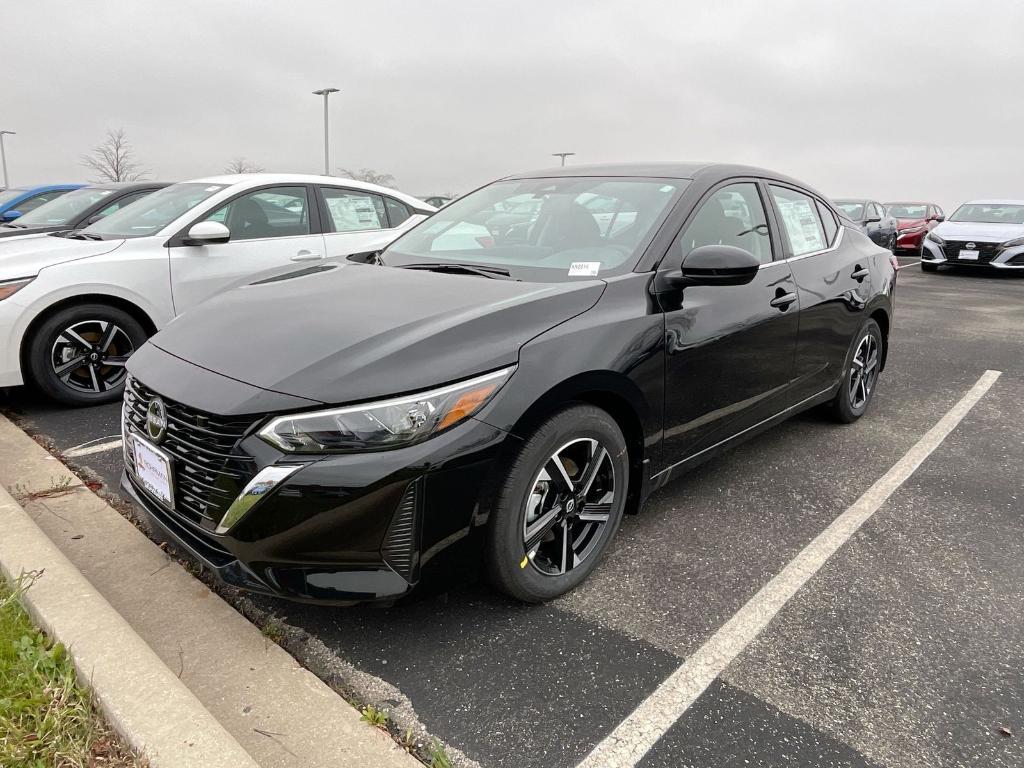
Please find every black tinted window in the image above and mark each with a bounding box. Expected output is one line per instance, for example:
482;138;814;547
204;186;311;241
679;182;773;264
816;201;838;245
385;197;411;227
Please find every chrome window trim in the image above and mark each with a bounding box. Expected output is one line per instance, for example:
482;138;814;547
759;226;845;269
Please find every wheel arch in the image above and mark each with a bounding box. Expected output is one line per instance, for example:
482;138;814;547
503;371;651;516
19;293;158;369
869;306;890;371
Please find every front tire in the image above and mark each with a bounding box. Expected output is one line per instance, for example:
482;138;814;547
921;262;938;273
830;319;883;423
27;303;147;406
485;404;629;603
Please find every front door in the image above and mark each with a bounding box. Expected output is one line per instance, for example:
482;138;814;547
169;185;326;314
659;181;799;464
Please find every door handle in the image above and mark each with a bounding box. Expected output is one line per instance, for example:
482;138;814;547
851;265;869;280
291;250;323;262
769;290;797;310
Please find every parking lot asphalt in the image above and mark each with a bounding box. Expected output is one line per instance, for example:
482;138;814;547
2;257;1022;768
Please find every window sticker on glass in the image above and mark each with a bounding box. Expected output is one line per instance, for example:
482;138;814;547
776;197;824;254
568;261;601;277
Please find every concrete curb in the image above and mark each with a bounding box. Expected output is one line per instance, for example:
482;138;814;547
0;413;422;768
0;483;260;768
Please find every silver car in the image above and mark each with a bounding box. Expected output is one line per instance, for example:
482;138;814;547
921;199;1024;272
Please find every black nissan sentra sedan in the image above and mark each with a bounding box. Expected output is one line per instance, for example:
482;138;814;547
120;163;896;605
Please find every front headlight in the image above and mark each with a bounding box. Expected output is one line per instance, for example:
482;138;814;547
259;366;515;453
999;236;1024;249
926;232;946;245
0;277;33;301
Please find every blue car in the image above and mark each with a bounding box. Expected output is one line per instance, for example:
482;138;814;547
0;184;84;222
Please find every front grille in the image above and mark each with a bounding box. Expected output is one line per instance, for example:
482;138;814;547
124;376;263;529
943;241;999;263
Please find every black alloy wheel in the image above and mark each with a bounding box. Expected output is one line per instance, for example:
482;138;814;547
830;318;883;423
28;303;148;406
485;404;629;602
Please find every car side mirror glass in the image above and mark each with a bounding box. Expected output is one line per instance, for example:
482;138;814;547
1;210;22;222
934;215;945;222
662;244;761;288
865;215;881;223
85;213;104;226
185;221;231;245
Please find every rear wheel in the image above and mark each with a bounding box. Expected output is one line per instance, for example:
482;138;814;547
27;303;147;406
830;319;883;423
485;404;629;603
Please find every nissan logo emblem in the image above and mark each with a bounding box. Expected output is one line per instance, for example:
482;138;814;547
146;397;168;443
965;242;976;250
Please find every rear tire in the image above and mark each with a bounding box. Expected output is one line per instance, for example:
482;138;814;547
485;404;629;603
830;319;883;424
27;303;147;406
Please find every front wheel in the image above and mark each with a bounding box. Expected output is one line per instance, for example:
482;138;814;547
830;319;883;423
921;262;938;273
485;404;629;603
27;303;147;406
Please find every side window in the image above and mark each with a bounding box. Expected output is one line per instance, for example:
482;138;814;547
18;190;67;214
872;203;885;219
97;190;150;218
679;182;773;265
816;200;838;245
320;187;386;232
385;197;412;227
770;186;826;256
204;186;310;241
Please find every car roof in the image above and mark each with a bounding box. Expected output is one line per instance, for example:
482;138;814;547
961;199;1024;206
884;201;934;205
184;173;429;208
87;181;173;192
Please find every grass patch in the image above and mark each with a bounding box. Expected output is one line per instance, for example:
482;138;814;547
0;575;144;767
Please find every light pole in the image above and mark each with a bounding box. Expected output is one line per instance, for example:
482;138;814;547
0;130;14;189
312;88;339;175
552;152;575;167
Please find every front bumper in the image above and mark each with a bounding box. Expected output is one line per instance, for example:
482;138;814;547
896;229;926;251
121;396;511;605
921;239;1024;269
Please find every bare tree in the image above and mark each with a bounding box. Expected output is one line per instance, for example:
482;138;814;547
337;168;396;187
224;157;265;174
80;128;148;182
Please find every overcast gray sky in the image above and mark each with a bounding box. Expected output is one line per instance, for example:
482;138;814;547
5;1;1022;210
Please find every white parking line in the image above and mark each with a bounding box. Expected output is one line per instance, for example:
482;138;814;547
577;369;1002;768
64;437;123;458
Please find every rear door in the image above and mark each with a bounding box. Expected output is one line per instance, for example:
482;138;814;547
318;186;419;261
659;180;800;462
168;184;326;313
770;186;871;403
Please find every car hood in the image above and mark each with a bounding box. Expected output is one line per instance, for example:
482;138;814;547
0;234;123;279
149;262;606;404
933;221;1024;243
895;218;926;229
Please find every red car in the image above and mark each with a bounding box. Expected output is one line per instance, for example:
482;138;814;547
884;202;945;254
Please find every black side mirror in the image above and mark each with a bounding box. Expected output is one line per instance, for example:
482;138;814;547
661;244;761;289
865;215;881;224
934;215;945;222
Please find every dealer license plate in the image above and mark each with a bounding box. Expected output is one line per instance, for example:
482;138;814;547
132;435;173;508
958;249;979;261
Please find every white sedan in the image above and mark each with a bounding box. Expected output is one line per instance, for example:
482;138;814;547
0;174;433;405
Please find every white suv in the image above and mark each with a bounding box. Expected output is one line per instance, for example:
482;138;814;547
0;174;433;405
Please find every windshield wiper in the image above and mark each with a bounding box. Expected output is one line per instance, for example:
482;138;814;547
64;232;105;241
398;262;517;280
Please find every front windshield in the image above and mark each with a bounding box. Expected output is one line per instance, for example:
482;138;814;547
0;188;28;208
11;187;115;226
383;177;685;281
83;182;227;239
835;201;864;220
949;203;1024;225
886;204;928;219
